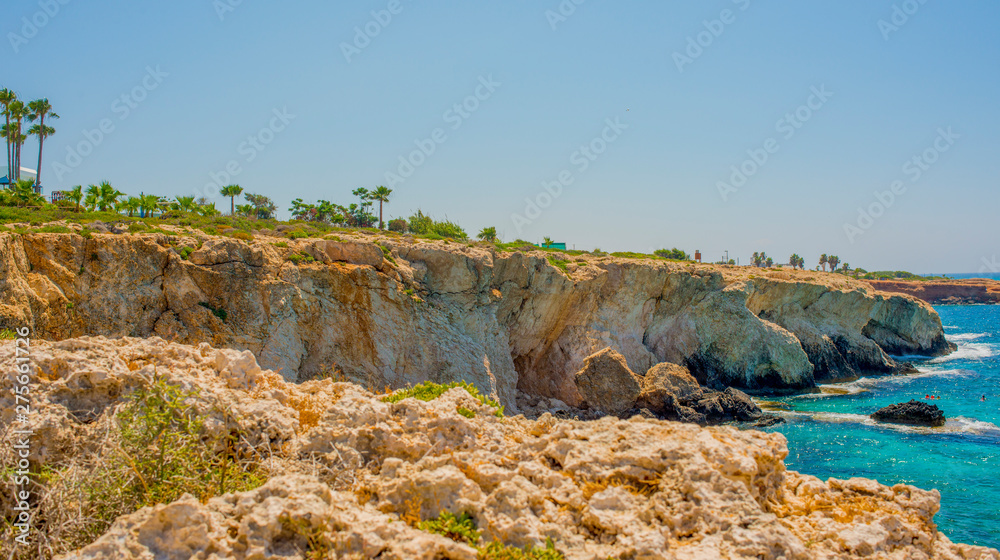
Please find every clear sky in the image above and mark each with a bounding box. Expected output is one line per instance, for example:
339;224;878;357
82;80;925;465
5;0;999;273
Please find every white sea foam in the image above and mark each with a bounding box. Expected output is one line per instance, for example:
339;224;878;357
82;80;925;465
930;342;996;363
946;332;990;342
780;409;1000;437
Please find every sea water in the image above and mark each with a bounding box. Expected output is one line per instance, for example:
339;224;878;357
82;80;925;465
762;303;1000;548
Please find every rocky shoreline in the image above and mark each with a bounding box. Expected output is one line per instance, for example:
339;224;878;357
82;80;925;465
0;229;954;412
865;279;1000;306
2;337;996;559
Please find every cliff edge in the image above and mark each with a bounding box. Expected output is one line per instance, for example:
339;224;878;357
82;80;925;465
0;229;953;409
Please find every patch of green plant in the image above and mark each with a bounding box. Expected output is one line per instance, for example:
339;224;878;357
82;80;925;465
198;302;228;322
179;246;195;260
128;222;148;233
610;251;659;260
547;256;569;273
457;406;476;419
273;241;289;248
35;225;73;234
382;381;504;417
653;248;690;260
286;229;310;240
325;235;342;242
288;252;316;265
479;539;566;559
378;243;397;264
418;511;481;546
78;228;93;239
0;329;17;340
403;288;415;296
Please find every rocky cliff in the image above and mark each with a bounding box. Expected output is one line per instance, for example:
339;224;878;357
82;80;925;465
2;337;995;560
865;279;1000;305
0;230;953;409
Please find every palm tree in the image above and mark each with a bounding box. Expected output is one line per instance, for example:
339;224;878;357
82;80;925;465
122;197;140;217
66;185;83;212
542;237;554;248
477;226;498;242
11;179;43;207
139;194;160;217
174;195;197;213
220;184;243;216
827;255;840;272
369;186;392;230
27;99;58;187
819;254;828;272
0;89;16;182
841;262;851;276
84;184;101;211
7;101;28;181
235;204;255;218
96;181;122;211
198;202;220;217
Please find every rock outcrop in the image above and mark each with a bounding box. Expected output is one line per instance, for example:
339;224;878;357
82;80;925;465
1;337;995;560
0;231;954;409
573;348;642;414
866;278;1000;305
871;400;947;427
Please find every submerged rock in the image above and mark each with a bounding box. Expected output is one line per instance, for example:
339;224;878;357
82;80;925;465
871;400;946;427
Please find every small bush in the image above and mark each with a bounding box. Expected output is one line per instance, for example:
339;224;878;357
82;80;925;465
382;381;503;417
179;246;194;260
230;230;253;242
479;539;566;559
0;329;17;340
418;511;481;546
36;225;73;234
288;252;316;265
457;406;476;419
273;241;289;248
547;256;569;272
286;229;309;240
388;218;407;233
128;223;148;233
198;302;228;322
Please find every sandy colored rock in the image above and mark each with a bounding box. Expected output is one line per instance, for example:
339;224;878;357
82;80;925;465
638;361;703;413
574;348;641;414
0;232;955;411
0;337;992;560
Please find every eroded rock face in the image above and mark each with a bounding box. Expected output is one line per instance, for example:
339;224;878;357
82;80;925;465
638;361;703;412
573;348;641;414
871;400;946;427
0;338;992;560
0;232;954;408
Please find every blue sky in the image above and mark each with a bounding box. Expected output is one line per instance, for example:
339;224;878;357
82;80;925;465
5;0;999;273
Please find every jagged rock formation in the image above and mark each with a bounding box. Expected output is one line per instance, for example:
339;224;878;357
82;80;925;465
2;337;996;560
871;400;947;427
0;231;953;410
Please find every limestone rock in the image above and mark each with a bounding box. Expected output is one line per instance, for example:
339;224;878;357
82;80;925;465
0;338;992;560
320;240;384;268
637;361;702;413
574;348;641;414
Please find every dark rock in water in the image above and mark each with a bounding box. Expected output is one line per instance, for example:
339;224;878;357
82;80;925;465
685;387;763;425
870;400;945;427
896;361;919;374
749;415;785;428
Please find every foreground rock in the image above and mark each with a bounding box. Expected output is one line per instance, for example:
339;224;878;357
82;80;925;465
0;231;955;408
871;400;947;427
2;337;994;560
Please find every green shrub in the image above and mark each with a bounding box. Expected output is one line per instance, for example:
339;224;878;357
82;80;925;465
654;248;690;260
288;252;316;265
128;223;148;233
457;406;476;419
547;256;569;273
179;246;194;260
418;511;481;546
408;210;434;235
0;329;17;340
36;225;73;234
388;218;407;233
382;381;504;417
479;539;565;559
230;231;253;242
198;302;228;322
273;241;289;248
431;219;467;240
286;229;309;240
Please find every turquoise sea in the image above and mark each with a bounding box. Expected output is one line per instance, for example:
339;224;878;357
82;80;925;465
763;297;1000;548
